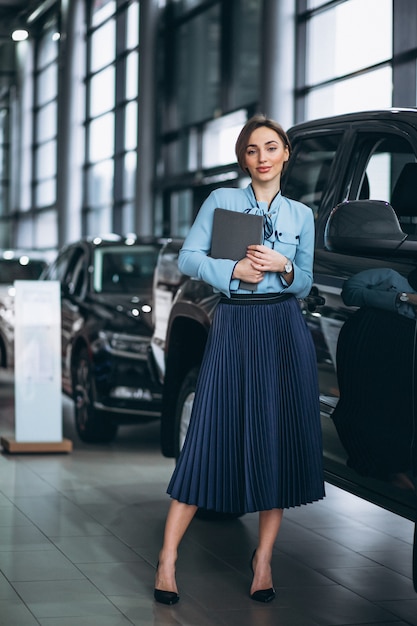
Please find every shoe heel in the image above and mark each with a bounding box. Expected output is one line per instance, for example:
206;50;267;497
154;561;180;605
249;549;276;603
154;588;180;605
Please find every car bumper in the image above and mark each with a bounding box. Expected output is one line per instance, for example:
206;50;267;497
92;351;163;422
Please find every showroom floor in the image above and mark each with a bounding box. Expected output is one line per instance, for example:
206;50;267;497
0;371;417;626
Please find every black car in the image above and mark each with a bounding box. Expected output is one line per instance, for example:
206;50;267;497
41;235;164;443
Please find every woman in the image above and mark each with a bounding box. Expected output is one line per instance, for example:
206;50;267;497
154;114;325;605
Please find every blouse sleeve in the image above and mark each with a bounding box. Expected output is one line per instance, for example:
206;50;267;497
284;205;315;299
178;190;238;297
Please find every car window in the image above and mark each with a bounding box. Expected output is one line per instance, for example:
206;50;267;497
282;134;341;219
348;133;417;234
94;245;160;293
44;248;74;282
68;253;88;296
62;248;87;294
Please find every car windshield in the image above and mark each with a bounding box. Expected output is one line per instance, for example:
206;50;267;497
0;258;47;284
94;245;160;293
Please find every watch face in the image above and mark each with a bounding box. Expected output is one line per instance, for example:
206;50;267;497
285;261;292;273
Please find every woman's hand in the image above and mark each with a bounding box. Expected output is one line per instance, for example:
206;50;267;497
246;244;289;273
232;257;265;284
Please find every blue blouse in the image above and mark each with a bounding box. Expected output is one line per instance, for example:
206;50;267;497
178;184;315;298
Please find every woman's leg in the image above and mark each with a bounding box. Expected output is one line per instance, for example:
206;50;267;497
155;499;198;593
250;508;283;594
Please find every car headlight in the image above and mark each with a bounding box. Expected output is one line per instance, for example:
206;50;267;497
95;330;150;359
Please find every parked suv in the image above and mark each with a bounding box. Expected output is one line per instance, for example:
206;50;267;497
42;235;164;443
151;109;417;585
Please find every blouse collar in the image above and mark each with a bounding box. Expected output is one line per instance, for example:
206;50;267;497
246;184;283;215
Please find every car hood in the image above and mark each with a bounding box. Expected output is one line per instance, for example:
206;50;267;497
83;290;154;330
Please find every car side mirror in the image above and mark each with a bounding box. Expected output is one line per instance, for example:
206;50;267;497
324;200;407;254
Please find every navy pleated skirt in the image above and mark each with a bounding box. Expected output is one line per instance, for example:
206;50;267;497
167;293;325;513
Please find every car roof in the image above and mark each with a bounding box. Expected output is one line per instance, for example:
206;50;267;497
60;235;168;253
287;108;417;135
82;234;166;246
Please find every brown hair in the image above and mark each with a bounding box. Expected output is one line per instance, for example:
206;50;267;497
235;114;291;174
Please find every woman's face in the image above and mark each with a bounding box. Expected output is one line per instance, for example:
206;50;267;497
244;126;289;185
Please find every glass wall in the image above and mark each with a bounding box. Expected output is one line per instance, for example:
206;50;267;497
0;109;9;222
35;26;58;209
10;13;61;251
3;0;417;252
229;0;260;110
156;0;262;236
0;41;15;247
85;0;139;236
296;0;393;119
85;0;116;235
19;39;34;216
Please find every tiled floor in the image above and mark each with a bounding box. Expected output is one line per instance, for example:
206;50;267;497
0;371;416;625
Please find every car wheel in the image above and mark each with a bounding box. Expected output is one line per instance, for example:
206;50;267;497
174;366;242;520
73;348;118;443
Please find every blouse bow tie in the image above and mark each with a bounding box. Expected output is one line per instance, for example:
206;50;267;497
244;208;274;240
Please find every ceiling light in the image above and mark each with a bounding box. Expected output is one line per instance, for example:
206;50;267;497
11;29;29;42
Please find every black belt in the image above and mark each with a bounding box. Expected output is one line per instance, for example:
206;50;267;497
219;292;293;305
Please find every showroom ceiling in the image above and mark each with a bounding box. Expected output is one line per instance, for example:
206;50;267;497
0;0;54;40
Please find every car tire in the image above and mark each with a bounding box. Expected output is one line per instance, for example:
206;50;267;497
174;366;242;521
72;348;118;443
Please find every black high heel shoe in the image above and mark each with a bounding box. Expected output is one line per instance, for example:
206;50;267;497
249;549;276;603
154;562;180;605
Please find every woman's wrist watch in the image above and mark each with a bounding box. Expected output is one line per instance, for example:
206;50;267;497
282;259;293;274
399;292;409;302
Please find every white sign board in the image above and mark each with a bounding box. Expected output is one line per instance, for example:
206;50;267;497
14;280;62;442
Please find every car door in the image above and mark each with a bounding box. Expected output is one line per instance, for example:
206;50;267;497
283;120;417;516
282;127;348;410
